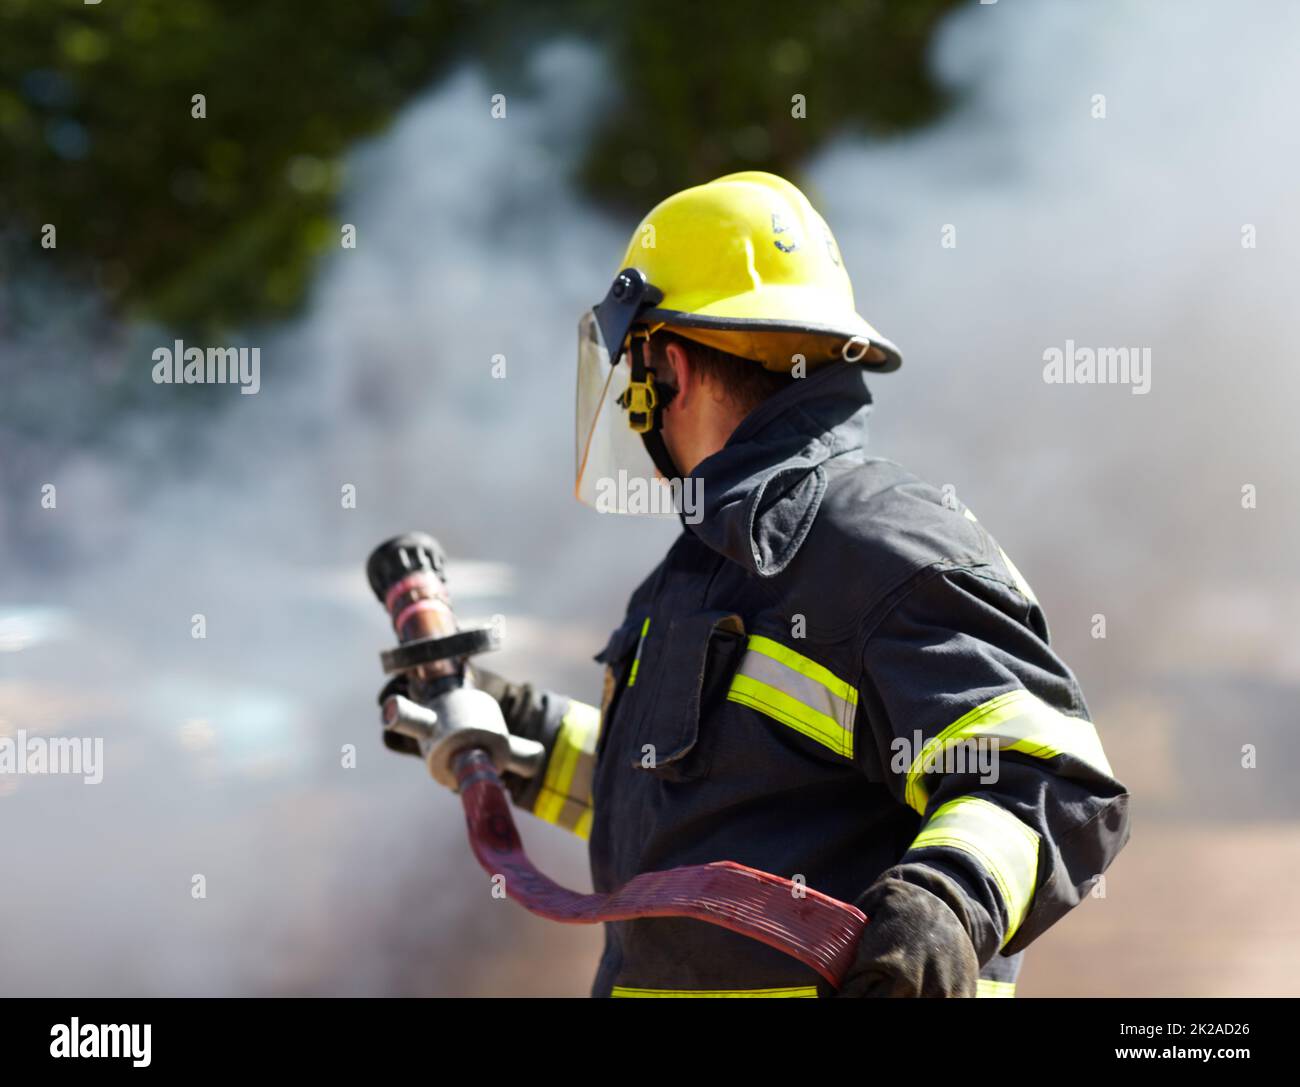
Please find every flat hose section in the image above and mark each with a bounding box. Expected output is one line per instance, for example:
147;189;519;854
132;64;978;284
454;749;867;989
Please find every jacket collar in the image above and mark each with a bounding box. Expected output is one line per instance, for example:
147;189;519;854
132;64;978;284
687;362;873;577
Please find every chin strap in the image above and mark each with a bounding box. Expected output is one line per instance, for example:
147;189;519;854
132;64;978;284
620;332;684;488
641;428;681;489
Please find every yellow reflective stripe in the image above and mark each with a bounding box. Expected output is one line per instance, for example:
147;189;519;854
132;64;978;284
532;700;600;838
611;986;818;998
748;635;858;706
627;618;651;687
976;979;1017;998
904;688;1113;814
996;547;1038;606
727;636;857;758
729;675;852;757
909;795;1040;946
964;507;1038;604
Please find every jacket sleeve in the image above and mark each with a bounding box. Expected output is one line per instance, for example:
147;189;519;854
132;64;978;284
472;668;600;840
855;563;1130;964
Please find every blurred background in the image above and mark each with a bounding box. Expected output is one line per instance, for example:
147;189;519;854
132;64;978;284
1;0;1297;996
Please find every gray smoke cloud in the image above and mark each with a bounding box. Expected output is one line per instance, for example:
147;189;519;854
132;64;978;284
813;0;1300;822
0;42;635;997
2;1;1297;995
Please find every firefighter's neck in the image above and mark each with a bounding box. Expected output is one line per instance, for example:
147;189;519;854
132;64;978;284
660;342;747;477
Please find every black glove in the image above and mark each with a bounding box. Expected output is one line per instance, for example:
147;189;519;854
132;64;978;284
469;667;571;807
821;869;979;998
376;667;567;806
374;667;530;755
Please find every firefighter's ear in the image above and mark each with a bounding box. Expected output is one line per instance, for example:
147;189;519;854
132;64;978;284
662;339;694;410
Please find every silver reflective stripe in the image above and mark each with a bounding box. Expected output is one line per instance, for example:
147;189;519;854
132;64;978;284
904;688;1113;815
907;794;1041;945
727;635;857;758
533;701;600;840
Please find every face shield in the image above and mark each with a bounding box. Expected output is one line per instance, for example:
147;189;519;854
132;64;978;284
575;270;680;516
575;313;680;515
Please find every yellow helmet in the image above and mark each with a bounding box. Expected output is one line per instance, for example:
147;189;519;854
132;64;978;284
575;172;900;515
615;171;900;372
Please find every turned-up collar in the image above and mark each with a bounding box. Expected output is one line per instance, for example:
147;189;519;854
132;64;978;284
686;362;874;577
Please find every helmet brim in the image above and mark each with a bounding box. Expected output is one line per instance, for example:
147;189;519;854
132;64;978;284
643;284;901;372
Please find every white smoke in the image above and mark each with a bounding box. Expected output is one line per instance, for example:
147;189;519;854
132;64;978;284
2;1;1299;995
0;42;641;997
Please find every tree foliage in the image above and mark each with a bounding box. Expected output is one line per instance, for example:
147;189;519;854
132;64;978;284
0;0;959;334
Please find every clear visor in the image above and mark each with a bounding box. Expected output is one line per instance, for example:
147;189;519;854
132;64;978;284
575;311;677;516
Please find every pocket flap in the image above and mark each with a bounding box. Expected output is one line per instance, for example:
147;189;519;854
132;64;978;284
595;613;647;667
628;610;746;776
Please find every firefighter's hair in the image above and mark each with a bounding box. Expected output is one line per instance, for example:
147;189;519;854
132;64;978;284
648;332;795;415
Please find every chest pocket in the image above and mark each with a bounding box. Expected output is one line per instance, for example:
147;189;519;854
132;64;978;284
593;612;649;762
620;610;747;782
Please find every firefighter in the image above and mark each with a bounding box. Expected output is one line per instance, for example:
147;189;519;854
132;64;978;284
475;172;1130;997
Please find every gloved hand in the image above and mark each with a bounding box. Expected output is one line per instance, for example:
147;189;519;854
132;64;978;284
377;667;560;803
374;667;531;751
821;871;979;998
469;666;564;806
375;666;524;753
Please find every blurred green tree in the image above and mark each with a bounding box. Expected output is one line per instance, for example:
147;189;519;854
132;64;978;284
0;0;958;335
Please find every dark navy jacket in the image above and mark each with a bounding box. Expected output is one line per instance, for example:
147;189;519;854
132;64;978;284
509;361;1130;998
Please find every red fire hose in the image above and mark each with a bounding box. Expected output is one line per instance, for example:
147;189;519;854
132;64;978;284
454;748;865;988
369;533;867;990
